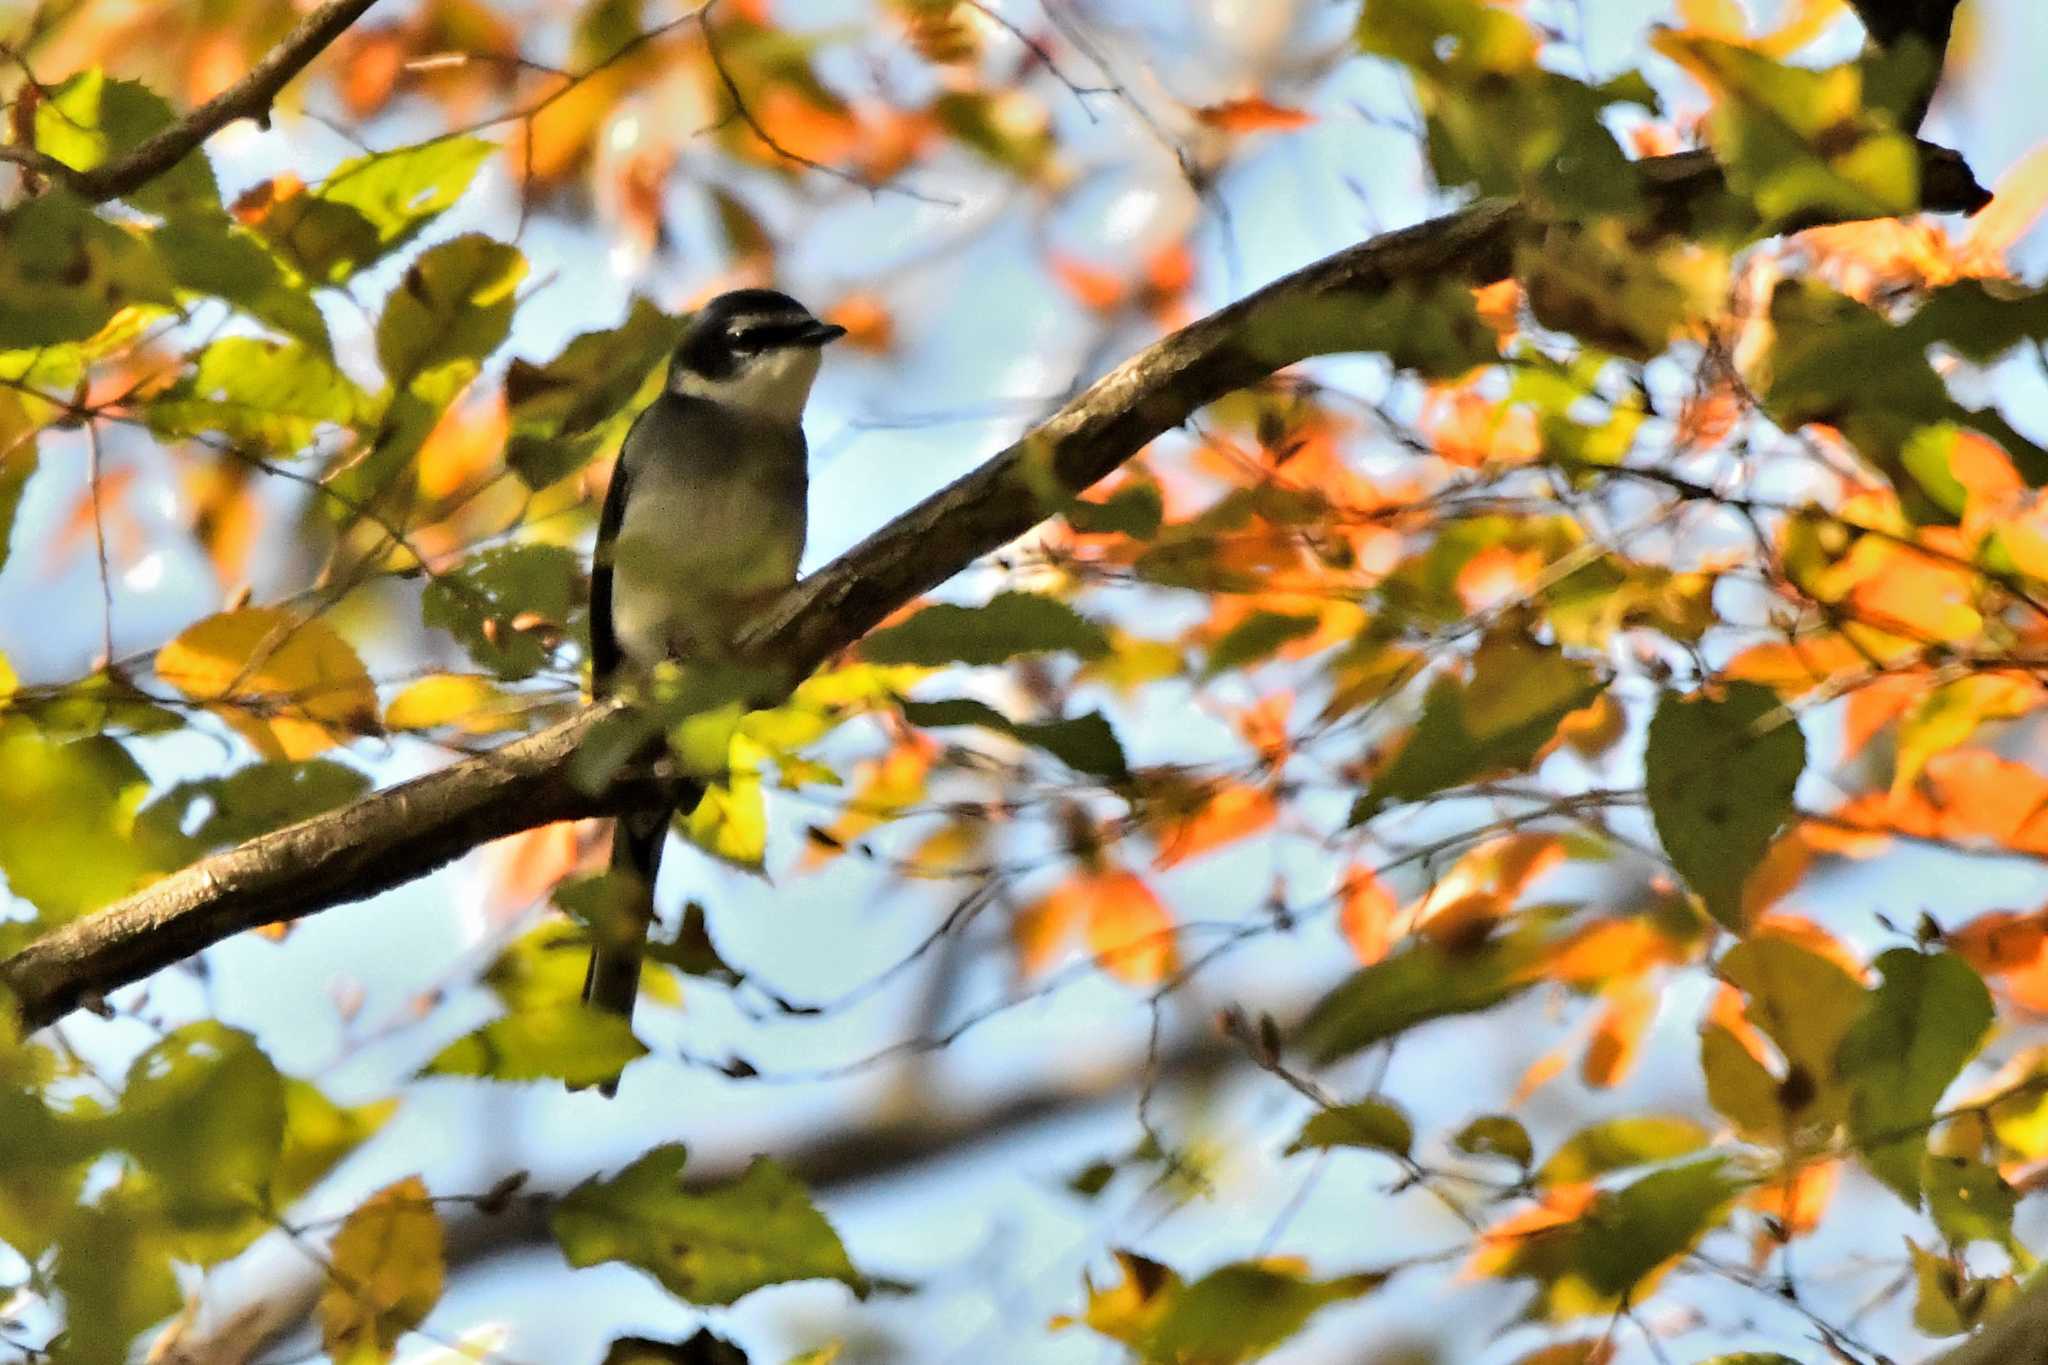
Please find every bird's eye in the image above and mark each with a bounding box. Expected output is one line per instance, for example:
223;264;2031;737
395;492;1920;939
727;326;767;351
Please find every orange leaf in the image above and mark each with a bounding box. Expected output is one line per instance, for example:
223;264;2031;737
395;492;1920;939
1195;97;1314;135
1151;781;1276;868
1546;918;1677;986
1582;980;1656;1089
1512;1047;1568;1106
1014;882;1087;977
1051;253;1128;313
1471;278;1522;348
1337;864;1398;965
801;737;936;869
1748;1158;1839;1245
1083;869;1178;985
494;820;596;917
1950;908;2048;978
1467;1183;1599;1280
824;291;895;352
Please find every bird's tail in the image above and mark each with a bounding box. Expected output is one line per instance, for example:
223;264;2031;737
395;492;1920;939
575;804;670;1096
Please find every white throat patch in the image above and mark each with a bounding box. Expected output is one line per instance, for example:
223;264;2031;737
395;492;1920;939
670;345;824;422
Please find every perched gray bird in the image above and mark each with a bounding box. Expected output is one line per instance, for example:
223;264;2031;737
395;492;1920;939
582;288;844;1091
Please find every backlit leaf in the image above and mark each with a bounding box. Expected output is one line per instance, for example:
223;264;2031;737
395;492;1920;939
156;607;379;759
552;1145;863;1305
320;1175;445;1365
1837;949;1992;1200
1287;1099;1413;1157
425;1002;648;1086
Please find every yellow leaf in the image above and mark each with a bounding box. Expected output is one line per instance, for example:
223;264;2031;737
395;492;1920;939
384;674;527;735
319;1175;444;1365
157;607;376;759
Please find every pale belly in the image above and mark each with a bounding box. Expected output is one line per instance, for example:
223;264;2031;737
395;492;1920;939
609;465;804;669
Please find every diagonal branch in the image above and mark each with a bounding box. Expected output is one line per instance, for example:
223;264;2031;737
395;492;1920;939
0;0;382;201
0;141;1991;1033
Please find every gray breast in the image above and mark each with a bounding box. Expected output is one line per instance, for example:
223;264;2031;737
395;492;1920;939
608;396;808;670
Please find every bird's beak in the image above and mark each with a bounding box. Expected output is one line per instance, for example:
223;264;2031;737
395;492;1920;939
798;320;848;347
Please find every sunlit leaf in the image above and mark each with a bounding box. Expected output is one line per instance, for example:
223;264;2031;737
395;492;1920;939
552;1145;863;1304
0;192;173;347
1537;1116;1709;1187
115;1021;285;1262
425;1002;648;1086
36;69;218;214
0;719;173;921
149;335;365;450
156;607;379;759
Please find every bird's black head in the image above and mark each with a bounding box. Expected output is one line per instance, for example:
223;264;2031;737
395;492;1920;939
668;289;846;418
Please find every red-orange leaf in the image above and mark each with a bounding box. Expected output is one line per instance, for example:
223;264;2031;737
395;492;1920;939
1083;869;1178;985
1337;864;1398;965
1195;97;1314;135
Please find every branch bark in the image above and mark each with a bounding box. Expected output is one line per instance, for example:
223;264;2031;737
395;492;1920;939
0;141;1991;1033
1;0;382;201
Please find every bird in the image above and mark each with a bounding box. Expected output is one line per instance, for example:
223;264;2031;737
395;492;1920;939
580;288;845;1093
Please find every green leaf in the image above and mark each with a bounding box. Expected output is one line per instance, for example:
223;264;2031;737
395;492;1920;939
1645;683;1805;930
0;192;172;347
1065;483;1163;539
1142;1262;1387;1364
1286;1099;1413;1157
420;542;580;681
262;138;494;284
424;1003;648;1086
273;1080;399;1208
156;213;331;352
1296;917;1551;1064
1205;611;1319;675
1486;1159;1736;1318
1353;634;1600;822
1923;1153;2016;1249
1652;34;1918;231
861;592;1110;667
899;696;1128;779
1239;277;1496;379
1837;949;1992;1201
505;297;684;487
149;336;365;451
115;1022;285;1262
36;69;219;214
1717;936;1868;1138
0;720;174;922
1536;1116;1708;1187
552;1145;864;1305
377;233;526;396
50;1195;182;1363
137;758;370;857
1453;1114;1534;1167
0;440;34;578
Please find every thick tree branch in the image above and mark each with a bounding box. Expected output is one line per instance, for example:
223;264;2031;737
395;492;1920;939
2;0;381;201
0;140;1990;1033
